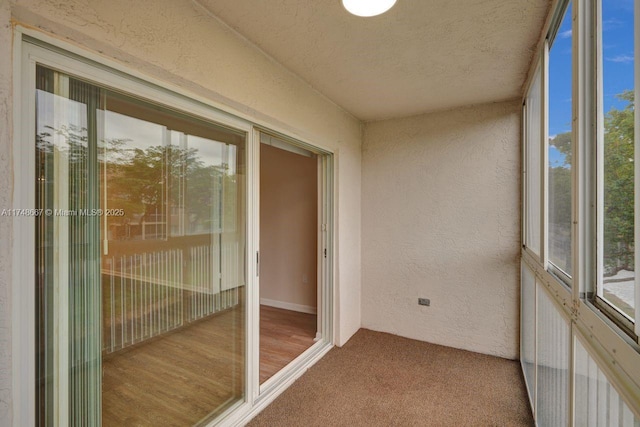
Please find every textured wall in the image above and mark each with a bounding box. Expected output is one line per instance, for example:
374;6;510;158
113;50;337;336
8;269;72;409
0;1;13;425
260;144;317;311
361;101;521;359
0;0;362;423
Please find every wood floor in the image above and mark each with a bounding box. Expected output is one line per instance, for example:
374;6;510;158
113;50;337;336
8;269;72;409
259;305;317;383
102;303;316;426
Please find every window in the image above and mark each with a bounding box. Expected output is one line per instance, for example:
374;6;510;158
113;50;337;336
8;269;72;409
547;1;574;280
520;1;640;424
525;64;542;257
523;0;639;339
595;0;636;330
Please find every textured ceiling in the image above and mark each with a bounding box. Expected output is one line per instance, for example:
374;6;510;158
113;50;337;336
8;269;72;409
196;0;550;121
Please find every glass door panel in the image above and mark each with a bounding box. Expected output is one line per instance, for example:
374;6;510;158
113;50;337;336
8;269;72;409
35;64;247;426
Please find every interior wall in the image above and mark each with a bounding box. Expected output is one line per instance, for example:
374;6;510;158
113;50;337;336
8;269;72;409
361;100;521;359
260;144;317;313
0;0;362;423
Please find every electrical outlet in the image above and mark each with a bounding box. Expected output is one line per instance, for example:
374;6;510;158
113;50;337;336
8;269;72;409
418;298;430;306
303;274;308;283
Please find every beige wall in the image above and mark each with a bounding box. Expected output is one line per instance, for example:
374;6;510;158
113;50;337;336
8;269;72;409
361;101;521;359
260;144;317;312
0;1;362;423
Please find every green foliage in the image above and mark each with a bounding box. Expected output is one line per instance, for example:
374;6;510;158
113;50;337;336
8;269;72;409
548;131;573;272
105;142;230;235
550;131;572;166
547;90;635;276
548;164;573;271
37;125;236;238
603;90;634;274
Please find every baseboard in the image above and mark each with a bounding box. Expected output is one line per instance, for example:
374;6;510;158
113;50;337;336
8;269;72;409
260;298;317;315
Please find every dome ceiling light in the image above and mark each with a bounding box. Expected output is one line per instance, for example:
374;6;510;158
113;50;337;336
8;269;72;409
342;0;397;17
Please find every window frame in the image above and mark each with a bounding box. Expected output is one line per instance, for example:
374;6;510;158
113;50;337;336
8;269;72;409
588;0;640;341
521;0;640;421
545;0;574;289
635;0;640;340
522;0;640;344
521;0;576;290
523;61;544;262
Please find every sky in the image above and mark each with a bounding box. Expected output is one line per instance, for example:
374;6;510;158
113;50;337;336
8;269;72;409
548;0;634;166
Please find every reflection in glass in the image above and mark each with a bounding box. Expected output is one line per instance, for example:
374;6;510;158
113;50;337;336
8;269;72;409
548;1;573;277
599;0;635;319
35;65;246;426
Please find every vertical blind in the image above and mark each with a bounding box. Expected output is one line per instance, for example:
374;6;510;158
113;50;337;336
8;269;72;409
520;264;536;410
35;64;247;426
574;336;640;426
521;258;640;425
536;281;570;426
36;66;102;425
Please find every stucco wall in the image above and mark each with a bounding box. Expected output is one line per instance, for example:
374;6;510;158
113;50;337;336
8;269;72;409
0;1;13;424
361;101;521;359
0;0;362;423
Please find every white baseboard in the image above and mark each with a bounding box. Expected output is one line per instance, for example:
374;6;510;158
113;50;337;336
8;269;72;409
260;298;317;315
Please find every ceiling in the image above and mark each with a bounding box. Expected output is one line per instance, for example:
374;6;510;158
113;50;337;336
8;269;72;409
196;0;550;121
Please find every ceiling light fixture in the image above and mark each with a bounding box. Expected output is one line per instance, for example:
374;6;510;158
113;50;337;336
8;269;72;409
342;0;397;17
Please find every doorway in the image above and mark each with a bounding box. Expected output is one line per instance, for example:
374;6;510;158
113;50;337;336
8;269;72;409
259;133;320;384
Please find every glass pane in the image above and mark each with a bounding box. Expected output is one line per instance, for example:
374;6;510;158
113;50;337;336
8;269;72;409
35;65;247;426
536;282;570;426
526;66;542;256
521;263;536;407
574;336;640;426
548;1;574;277
35;67;102;425
599;0;635;320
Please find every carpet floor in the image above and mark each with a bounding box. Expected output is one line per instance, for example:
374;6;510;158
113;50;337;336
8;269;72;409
248;329;534;427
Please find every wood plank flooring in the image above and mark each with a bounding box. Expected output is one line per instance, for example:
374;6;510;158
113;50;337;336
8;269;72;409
259;305;317;383
102;303;316;426
102;306;245;426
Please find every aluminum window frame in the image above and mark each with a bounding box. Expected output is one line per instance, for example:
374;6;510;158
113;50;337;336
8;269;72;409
521;0;640;422
546;0;574;290
523;60;544;262
588;0;640;341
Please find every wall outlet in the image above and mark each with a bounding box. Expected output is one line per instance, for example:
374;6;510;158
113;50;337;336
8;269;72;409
303;274;308;283
418;298;430;306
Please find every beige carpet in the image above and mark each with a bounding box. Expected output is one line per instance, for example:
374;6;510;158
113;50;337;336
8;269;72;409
248;329;533;427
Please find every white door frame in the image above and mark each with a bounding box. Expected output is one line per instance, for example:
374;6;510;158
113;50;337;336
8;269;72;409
251;129;334;397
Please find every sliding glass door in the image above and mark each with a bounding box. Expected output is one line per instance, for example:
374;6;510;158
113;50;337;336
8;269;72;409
35;65;247;426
